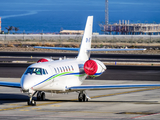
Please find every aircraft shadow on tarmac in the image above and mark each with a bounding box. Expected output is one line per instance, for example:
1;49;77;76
0;93;158;105
0;93;30;104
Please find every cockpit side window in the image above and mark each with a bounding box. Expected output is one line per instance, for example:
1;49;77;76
42;69;46;75
45;69;48;74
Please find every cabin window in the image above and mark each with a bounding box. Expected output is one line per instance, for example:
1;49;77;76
68;66;70;71
65;66;68;72
54;68;57;73
71;65;74;71
57;68;60;73
62;67;65;72
60;67;62;72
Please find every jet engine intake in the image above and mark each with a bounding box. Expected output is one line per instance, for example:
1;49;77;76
37;58;53;63
84;59;106;76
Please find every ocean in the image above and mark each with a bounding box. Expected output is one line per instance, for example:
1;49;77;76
0;0;160;34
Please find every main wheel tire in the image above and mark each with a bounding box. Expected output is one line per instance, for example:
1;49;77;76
82;94;86;102
41;92;45;101
82;94;88;102
78;94;83;102
37;92;42;101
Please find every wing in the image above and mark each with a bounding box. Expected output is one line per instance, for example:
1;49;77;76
0;81;21;88
66;84;160;91
88;48;146;51
34;46;79;51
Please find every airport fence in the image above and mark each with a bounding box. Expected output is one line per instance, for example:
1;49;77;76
0;34;160;44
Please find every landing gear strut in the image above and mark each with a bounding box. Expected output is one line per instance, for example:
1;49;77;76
78;91;88;102
28;91;37;106
37;91;45;101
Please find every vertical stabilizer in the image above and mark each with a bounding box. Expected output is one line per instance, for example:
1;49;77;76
77;16;93;61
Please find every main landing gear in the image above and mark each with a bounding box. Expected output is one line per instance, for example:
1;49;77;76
37;91;45;101
27;91;45;106
78;91;88;102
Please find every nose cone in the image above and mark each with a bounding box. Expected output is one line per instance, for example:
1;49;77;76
20;75;34;91
21;74;47;91
21;82;30;91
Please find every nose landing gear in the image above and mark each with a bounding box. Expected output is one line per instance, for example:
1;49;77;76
27;91;37;106
27;91;45;106
28;98;36;106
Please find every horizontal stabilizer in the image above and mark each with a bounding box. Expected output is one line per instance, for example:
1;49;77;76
34;46;79;51
88;48;146;51
35;46;146;52
67;84;160;91
0;81;21;88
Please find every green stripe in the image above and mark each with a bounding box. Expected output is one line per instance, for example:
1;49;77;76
75;74;86;77
46;72;72;82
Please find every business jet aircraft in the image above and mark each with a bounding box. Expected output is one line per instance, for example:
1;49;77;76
1;16;160;106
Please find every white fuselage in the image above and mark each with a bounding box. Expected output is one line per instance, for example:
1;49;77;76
21;58;87;93
20;16;106;95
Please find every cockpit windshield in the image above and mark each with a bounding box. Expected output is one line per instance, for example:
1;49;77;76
25;68;48;75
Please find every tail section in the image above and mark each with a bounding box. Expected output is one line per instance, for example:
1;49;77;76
77;16;93;61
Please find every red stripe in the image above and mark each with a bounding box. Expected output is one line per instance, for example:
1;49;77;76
131;112;160;119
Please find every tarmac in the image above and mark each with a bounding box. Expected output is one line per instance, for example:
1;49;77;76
0;78;160;120
1;52;160;66
0;52;160;119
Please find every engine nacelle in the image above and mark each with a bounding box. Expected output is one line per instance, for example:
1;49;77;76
37;58;53;63
84;59;106;77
